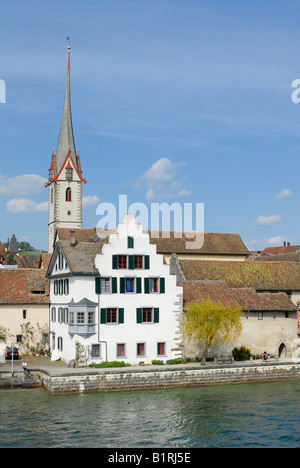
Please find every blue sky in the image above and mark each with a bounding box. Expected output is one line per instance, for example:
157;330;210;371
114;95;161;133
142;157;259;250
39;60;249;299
0;0;300;251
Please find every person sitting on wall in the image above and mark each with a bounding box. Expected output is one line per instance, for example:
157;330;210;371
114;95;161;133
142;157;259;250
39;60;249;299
262;351;268;361
22;359;30;374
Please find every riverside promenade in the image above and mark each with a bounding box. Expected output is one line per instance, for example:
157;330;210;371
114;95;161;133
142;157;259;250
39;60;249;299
1;356;300;394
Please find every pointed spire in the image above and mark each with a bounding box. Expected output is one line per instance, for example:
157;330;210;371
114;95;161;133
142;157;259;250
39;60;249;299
54;39;81;176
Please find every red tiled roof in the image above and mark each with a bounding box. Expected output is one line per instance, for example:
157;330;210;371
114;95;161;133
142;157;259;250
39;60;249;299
261;245;300;255
183;281;298;312
179;259;300;291
0;269;49;304
55;228;249;255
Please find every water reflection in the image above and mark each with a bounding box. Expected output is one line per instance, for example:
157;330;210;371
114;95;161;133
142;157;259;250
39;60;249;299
0;380;299;447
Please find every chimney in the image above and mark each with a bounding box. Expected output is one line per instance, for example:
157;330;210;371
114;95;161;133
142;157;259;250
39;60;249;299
287;242;290;247
283;241;286;246
70;230;76;247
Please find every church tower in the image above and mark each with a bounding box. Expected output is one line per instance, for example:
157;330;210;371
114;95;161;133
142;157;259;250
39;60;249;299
46;42;86;253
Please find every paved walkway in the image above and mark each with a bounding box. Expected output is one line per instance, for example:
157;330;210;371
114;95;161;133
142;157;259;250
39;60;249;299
0;355;68;372
0;355;296;377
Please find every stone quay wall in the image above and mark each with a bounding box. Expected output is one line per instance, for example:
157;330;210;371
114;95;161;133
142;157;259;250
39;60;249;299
1;361;299;394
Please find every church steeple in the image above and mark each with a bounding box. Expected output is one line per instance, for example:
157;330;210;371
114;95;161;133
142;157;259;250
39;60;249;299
55;41;80;176
47;41;86;253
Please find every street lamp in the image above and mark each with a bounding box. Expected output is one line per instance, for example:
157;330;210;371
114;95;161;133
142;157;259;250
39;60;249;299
11;343;14;377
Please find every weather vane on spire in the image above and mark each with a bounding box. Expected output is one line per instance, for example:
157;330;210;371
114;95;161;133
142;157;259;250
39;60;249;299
66;36;71;68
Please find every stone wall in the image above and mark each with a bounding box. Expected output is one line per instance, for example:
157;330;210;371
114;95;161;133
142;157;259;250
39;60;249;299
1;362;300;394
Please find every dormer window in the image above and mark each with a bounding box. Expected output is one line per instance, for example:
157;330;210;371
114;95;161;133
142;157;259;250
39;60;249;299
66;187;72;202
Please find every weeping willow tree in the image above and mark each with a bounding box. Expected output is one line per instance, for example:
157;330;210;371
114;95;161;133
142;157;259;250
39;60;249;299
183;299;244;365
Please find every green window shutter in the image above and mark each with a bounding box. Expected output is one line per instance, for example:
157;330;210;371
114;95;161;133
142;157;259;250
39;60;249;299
112;255;118;269
128;236;134;249
100;308;107;324
128;255;134;270
118;308;124;324
144;255;150;270
154;308;159;323
120;277;125;294
136;308;142;323
95;277;101;294
136;277;142;294
112;277;117;293
144;277;150;294
160;277;165;294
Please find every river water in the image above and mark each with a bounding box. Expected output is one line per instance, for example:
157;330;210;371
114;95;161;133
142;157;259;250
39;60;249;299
0;380;299;448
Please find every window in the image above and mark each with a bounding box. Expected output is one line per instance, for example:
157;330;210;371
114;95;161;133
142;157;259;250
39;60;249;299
16;335;22;343
107;308;118;323
145;277;165;294
69;312;74;324
120;277;139;293
112;254;150;270
77;312;85;324
101;277;111;293
126;277;135;293
66;187;72;202
22;310;27;319
137;343;145;357
58;337;63;351
58;307;68;324
137;308;159;324
117;343;126;357
92;344;101;358
157;342;166;356
134;255;143;269
258;312;263;320
143;308;153;323
51;307;56;322
95;277;117;294
64;279;69;295
54;279;69;296
88;311;95;324
150;278;159;293
118;255;127;269
128;236;134;248
101;308;124;324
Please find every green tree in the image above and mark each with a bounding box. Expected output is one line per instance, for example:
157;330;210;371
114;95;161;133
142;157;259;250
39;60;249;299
6;253;17;265
183;299;243;365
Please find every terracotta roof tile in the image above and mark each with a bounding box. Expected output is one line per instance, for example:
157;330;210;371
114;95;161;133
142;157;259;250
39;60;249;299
56;228;249;255
183;281;298;312
179;259;300;291
0;269;49;304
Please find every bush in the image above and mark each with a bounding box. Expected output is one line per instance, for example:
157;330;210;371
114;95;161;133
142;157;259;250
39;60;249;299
232;346;251;361
89;361;131;368
151;359;164;365
166;358;185;365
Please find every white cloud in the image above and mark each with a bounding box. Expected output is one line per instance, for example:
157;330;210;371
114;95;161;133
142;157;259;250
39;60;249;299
266;236;284;245
245;239;258;247
134;158;191;201
0;174;47;197
255;214;282;225
6;198;48;213
83;195;100;208
273;189;292;200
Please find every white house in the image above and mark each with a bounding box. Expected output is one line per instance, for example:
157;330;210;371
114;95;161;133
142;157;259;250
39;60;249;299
47;214;183;365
